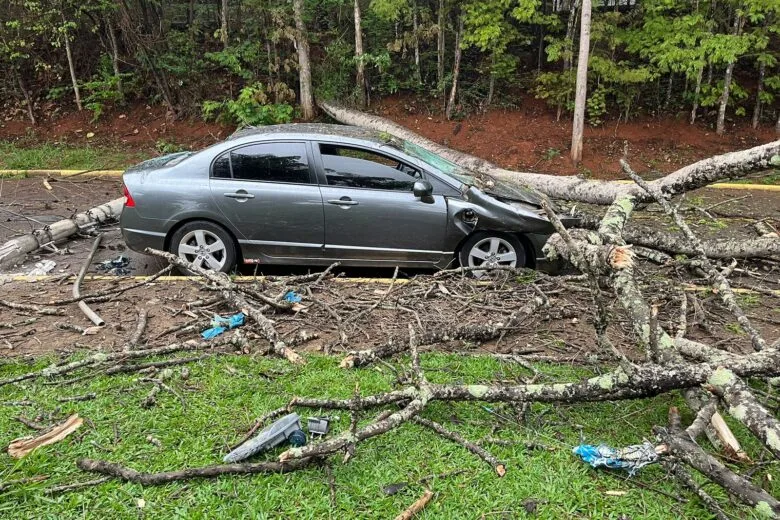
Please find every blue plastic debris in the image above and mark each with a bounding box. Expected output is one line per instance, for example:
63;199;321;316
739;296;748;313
201;312;245;339
284;291;303;303
573;442;659;475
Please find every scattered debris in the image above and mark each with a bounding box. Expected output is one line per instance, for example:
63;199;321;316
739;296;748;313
7;414;84;458
382;482;408;496
96;255;131;276
284;291;303;303
223;413;302;463
26;260;56;276
573;442;660;475
73;235;105;326
394;489;434;520
307;417;331;438
201;312;245;340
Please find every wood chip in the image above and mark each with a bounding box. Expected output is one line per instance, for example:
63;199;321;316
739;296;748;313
7;414;83;458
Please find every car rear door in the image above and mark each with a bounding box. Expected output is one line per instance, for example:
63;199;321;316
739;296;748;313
209;141;325;263
313;142;448;264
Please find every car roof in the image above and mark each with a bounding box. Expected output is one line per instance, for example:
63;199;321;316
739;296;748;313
227;123;396;146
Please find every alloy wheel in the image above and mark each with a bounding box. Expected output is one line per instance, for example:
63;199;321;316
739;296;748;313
177;229;227;271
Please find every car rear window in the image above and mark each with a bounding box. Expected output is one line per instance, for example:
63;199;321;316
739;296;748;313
227;142;311;184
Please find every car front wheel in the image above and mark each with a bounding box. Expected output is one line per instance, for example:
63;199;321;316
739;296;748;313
170;221;236;274
458;232;525;277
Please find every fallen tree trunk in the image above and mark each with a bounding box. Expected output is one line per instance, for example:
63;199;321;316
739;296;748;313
319;101;780;205
619;225;779;260
0;197;124;269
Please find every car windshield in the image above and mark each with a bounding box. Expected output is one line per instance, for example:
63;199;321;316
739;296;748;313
399;140;542;205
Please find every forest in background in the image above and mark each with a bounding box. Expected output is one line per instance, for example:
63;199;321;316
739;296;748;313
1;0;779;141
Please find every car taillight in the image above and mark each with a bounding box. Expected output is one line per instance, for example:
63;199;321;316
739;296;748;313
123;185;136;207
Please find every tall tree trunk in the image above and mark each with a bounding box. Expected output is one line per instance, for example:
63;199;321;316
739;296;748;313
437;0;445;89
570;0;591;165
537;0;547;72
293;0;315;120
220;0;229;49
485;73;495;112
445;16;463;120
563;0;581;72
16;72;36;125
776;110;780;135
664;73;673;111
61;18;83;111
752;60;765;129
413;1;421;84
354;0;366;107
717;14;742;135
188;0;196;25
106;18;123;99
690;65;703;125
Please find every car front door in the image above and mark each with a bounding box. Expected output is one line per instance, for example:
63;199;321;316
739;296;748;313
209;141;325;263
314;142;449;265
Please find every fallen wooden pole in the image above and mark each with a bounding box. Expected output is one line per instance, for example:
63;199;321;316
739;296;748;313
0;197;124;269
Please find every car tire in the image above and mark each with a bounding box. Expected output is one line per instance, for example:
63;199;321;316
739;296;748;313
458;232;526;277
169;221;237;274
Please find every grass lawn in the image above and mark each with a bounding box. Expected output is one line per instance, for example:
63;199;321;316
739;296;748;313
0;142;145;171
0;352;775;519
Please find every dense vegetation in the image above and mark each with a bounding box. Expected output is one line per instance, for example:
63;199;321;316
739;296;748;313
1;0;778;133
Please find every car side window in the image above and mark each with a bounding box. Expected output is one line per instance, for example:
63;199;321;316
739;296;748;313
225;142;311;183
212;153;231;178
319;144;421;191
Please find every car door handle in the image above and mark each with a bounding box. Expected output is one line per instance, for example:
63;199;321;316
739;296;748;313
224;191;255;199
327;199;358;206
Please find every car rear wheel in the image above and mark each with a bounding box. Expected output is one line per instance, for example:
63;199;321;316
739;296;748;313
170;221;236;274
458;232;525;277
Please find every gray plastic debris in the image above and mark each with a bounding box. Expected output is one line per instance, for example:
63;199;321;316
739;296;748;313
223;413;302;463
307;416;330;437
26;260;56;276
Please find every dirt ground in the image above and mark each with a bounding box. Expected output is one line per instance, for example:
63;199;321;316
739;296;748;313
1;95;776;180
0;257;777;363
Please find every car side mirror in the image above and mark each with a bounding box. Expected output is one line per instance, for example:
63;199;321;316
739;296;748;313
413;180;434;202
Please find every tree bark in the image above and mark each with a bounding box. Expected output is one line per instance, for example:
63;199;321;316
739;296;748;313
16;73;36;125
354;0;366;108
293;0;315;120
437;0;445;89
753;60;765;129
412;1;421;84
62;17;83;111
570;0;591;165
445;15;463;120
319;101;780;205
77;457;312;485
707;368;780;459
485;73;495;111
220;0;229;49
563;0;581;72
716;14;742;135
690;66;703;125
106;18;123;98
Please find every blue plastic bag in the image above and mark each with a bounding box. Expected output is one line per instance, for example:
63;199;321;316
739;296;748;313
573;442;658;475
284;291;303;303
201;312;245;339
